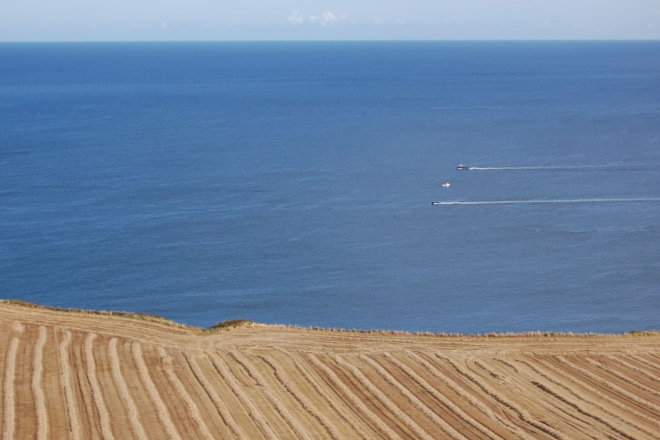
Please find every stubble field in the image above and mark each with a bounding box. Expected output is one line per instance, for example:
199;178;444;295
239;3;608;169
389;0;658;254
1;300;660;439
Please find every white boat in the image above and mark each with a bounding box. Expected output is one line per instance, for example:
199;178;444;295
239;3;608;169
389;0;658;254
441;183;451;188
456;164;470;170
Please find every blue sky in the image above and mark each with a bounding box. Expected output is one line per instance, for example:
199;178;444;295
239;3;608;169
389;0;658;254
1;0;659;41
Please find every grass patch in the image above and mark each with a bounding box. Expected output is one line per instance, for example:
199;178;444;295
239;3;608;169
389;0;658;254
207;319;254;333
625;330;660;337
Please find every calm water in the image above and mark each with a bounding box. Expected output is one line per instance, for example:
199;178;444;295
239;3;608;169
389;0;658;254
1;41;659;333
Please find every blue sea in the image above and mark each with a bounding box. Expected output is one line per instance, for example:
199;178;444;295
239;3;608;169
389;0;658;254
1;41;659;333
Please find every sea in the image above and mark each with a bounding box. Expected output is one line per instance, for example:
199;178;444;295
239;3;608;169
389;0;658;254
1;41;659;334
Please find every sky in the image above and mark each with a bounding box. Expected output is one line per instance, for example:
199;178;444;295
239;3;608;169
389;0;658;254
1;0;659;41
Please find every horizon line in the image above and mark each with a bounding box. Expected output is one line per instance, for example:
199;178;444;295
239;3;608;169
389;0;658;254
2;38;660;44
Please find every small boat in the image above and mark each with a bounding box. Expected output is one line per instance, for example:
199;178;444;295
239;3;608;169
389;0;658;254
441;183;451;188
456;164;470;170
431;202;442;205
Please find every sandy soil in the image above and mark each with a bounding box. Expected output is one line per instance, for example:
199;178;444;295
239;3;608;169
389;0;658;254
1;300;659;439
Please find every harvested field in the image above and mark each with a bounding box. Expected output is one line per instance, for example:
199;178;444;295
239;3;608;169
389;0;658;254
1;301;659;439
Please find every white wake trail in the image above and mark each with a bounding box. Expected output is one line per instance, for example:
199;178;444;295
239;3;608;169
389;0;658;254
468;165;650;171
433;198;660;206
469;167;543;170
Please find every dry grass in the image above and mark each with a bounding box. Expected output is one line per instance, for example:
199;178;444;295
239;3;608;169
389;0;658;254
1;299;659;439
0;299;192;329
207;319;255;332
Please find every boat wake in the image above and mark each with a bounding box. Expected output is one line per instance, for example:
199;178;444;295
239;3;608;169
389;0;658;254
433;197;660;206
468;165;651;171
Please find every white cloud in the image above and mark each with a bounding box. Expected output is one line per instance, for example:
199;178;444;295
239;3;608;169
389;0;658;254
373;16;384;24
307;11;346;26
288;10;304;25
160;22;170;28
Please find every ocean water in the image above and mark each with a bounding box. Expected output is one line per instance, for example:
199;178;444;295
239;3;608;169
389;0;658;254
1;41;659;333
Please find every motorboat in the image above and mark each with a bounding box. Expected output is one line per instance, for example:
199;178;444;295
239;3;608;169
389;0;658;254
441;183;451;188
456;164;470;170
